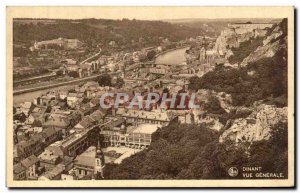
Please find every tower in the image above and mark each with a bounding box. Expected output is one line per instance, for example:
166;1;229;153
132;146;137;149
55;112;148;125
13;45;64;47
94;139;104;179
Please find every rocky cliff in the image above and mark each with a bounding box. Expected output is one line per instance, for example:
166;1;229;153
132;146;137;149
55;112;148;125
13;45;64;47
214;28;238;54
219;104;287;143
214;23;272;57
241;20;287;67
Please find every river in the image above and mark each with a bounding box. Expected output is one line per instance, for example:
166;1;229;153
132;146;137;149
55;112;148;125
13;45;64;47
13;47;190;105
155;47;189;65
13;83;80;105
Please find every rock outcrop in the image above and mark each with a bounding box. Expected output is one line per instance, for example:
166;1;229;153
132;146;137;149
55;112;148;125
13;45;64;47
214;28;239;54
214;23;272;57
241;20;287;67
219;104;287;143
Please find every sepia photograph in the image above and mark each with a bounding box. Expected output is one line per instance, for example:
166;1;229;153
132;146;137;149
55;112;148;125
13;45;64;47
6;6;294;188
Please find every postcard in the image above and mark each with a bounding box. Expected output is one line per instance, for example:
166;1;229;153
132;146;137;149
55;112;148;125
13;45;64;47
6;6;294;187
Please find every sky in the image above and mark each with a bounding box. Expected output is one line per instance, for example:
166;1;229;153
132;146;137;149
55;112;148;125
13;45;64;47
8;6;289;21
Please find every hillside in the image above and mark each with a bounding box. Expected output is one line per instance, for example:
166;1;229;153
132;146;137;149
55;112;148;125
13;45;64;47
165;18;279;37
103;18;289;179
189;19;288;107
13;18;204;49
104;120;287;179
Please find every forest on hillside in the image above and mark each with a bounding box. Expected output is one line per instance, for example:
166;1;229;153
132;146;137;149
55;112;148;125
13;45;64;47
228;36;264;64
103;121;288;179
188;18;287;107
189;47;287;107
13;19;204;48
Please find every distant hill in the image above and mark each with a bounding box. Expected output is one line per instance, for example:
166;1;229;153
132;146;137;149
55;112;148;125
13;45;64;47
13;18;207;49
163;18;281;37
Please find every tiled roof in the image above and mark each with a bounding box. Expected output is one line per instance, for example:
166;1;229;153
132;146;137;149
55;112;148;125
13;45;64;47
74;146;96;168
90;110;105;121
122;109;172;122
21;155;39;169
83;81;99;88
41;127;57;139
129;124;160;135
76;116;95;129
13;163;26;174
41;164;64;179
103;117;125;130
43;114;70;128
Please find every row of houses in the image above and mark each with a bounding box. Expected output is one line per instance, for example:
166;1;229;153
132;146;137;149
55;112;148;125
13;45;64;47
13;81;111;180
14;127;62;163
13;109;106;180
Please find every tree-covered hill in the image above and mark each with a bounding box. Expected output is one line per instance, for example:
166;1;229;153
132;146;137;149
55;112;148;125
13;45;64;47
103;121;287;179
189;19;288;107
13;18;204;48
189;48;287;107
104;123;219;179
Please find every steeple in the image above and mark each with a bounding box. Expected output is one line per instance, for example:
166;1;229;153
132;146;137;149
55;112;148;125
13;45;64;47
94;138;104;179
96;138;102;156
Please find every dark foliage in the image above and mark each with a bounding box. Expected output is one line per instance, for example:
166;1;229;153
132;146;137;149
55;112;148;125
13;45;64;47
146;50;157;61
98;74;112;87
13;19;202;50
68;71;79;78
188;47;287;107
13;46;31;57
103;121;288;179
104;123;219;179
182;121;288;179
228;37;264;64
203;96;227;115
114;77;124;88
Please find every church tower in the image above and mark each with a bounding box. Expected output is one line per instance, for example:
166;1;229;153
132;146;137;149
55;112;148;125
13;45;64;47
94;139;104;179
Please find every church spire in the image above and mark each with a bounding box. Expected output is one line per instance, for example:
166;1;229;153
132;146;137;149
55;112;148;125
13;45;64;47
94;138;104;179
96;138;102;155
97;138;101;150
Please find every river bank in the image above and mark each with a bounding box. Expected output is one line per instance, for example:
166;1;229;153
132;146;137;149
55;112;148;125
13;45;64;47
13;74;101;95
13;46;190;104
154;45;190;59
155;46;190;65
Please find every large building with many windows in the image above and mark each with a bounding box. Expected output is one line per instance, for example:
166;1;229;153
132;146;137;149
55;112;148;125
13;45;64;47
126;124;160;149
121;109;176;126
100;123;161;149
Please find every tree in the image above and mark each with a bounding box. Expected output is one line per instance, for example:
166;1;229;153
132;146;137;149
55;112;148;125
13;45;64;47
32;119;42;127
113;77;124;88
98;74;112;86
104;124;219;179
56;70;64;77
146;50;157;61
68;71;79;78
204;96;226;115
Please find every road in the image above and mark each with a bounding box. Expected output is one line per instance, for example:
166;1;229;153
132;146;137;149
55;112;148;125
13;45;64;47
14;49;104;95
80;49;102;65
13;71;117;95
